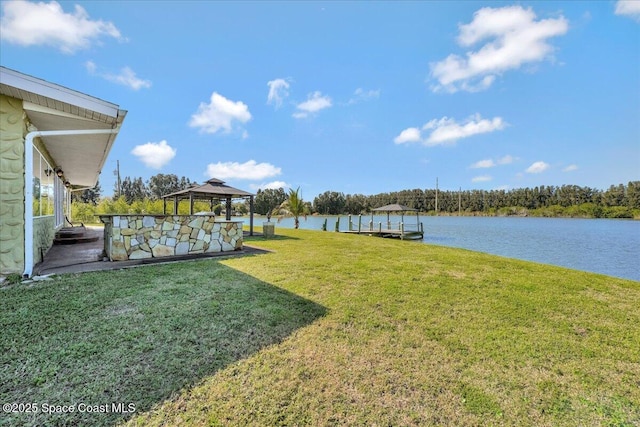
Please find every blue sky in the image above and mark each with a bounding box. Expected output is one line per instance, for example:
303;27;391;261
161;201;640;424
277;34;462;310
1;0;639;198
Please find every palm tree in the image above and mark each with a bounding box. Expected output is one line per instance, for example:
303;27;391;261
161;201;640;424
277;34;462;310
273;187;309;229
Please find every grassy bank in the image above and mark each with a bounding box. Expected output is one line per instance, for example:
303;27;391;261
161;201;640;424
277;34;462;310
2;229;639;426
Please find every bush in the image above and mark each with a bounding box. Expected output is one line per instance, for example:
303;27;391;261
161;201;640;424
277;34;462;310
602;206;634;219
565;203;602;218
72;202;97;223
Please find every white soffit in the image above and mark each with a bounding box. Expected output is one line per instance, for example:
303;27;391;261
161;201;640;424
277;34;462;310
1;66;126;188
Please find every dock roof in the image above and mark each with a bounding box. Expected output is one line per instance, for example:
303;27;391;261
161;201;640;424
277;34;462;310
372;204;417;212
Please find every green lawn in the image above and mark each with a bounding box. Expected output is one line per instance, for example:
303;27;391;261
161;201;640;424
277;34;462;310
2;228;639;426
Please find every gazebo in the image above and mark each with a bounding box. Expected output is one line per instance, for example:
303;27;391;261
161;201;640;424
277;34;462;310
162;178;255;235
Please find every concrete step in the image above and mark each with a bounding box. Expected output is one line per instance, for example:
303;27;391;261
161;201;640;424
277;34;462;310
54;235;100;245
56;226;86;238
54;226;99;245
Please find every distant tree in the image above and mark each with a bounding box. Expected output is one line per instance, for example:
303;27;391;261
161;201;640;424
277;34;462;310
178;176;194;191
602;184;627;207
627;181;640;209
274;187;310;229
345;194;369;214
254;188;287;215
148;174;194;199
313;191;346;214
120;177;149;203
72;180;101;205
233;202;248;215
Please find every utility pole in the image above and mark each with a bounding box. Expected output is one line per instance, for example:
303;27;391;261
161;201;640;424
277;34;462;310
459;187;462;215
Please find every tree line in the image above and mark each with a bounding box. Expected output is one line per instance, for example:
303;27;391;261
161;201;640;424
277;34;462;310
72;174;196;205
71;174;640;222
309;182;640;218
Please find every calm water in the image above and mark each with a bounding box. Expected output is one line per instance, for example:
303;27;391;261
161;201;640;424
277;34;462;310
247;215;640;281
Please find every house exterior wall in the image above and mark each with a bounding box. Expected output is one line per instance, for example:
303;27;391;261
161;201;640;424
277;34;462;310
0;94;26;275
33;216;55;265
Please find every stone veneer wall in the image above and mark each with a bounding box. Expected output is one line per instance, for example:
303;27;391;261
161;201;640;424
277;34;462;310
0;94;26;274
33;216;55;265
101;215;243;261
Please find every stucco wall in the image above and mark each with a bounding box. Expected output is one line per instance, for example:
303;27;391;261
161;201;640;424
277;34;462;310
33;216;55;265
0;94;26;274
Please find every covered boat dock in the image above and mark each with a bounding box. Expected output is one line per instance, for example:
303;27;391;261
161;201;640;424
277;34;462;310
340;204;424;240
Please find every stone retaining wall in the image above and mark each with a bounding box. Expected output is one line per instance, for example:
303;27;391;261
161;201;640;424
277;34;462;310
99;215;242;261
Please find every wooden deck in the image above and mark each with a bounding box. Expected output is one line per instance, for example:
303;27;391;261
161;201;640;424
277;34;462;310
340;228;424;240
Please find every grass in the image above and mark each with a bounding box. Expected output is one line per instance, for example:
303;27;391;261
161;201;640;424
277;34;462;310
2;228;639;426
0;255;325;427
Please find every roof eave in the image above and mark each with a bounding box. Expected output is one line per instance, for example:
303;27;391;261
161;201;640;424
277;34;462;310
0;66;120;117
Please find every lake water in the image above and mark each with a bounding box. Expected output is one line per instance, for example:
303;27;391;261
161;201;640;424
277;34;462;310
247;215;640;282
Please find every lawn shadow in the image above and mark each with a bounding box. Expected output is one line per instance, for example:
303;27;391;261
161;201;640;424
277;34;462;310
0;261;326;427
244;234;300;242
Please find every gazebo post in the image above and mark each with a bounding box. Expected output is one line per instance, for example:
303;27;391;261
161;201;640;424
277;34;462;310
226;197;232;220
249;196;254;236
173;196;178;214
163;197;166;215
189;192;194;215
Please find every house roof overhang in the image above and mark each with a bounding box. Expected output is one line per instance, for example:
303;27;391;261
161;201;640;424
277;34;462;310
0;66;126;188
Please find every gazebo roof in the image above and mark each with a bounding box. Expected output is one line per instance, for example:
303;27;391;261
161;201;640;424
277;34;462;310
162;178;254;199
372;203;417;212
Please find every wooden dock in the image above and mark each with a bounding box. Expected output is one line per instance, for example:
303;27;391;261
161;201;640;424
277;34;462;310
338;214;424;240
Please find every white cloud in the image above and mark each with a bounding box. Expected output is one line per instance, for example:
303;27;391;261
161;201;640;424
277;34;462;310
563;164;578;172
395;114;506;146
471;159;496;168
131;140;176;169
497;155;515;165
425;114;506;145
249;180;290;191
85;60;97;73
393;127;422;144
267;78;290;108
0;0;124;54
189;92;252;134
470;154;515;168
430;5;569;93
86;62;151;90
205;160;281;181
348;88;380;104
293;91;332;118
526;161;550;173
472;175;493;182
615;1;640;21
